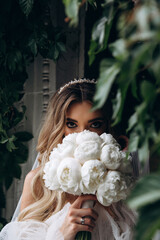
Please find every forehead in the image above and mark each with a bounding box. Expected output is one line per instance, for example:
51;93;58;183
66;101;104;119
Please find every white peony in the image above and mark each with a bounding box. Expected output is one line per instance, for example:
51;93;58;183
55;142;75;160
62;132;78;144
43;130;133;206
100;133;120;148
49;148;62;161
100;144;122;170
118;151;133;174
76;130;102;145
43;158;60;190
74;141;101;164
57;157;82;195
80;160;106;194
96;171;128;206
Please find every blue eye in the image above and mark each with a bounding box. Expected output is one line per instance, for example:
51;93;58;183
66;121;77;128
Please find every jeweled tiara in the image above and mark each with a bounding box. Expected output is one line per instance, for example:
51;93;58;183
58;78;97;94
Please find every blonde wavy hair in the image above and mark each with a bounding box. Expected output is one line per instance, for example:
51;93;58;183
18;81;111;222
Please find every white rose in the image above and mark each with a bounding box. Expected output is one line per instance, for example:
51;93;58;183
43;158;61;190
62;132;78;144
76;130;102;145
74;141;101;164
100;133;120;148
96;171;128;206
57;157;82;195
80;160;106;194
100;144;122;170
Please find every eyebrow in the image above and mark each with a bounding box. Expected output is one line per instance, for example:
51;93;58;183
66;117;104;123
66;118;78;122
88;117;104;123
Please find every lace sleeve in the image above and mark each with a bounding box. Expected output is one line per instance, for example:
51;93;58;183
45;203;71;240
0;221;48;240
0;203;71;240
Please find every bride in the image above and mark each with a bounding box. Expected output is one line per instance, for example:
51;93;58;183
0;79;136;240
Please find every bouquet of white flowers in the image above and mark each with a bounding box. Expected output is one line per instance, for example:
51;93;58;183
43;130;133;240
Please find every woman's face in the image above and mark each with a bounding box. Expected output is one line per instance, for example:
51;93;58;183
64;101;106;136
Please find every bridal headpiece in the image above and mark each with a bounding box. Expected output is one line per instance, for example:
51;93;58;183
58;78;97;94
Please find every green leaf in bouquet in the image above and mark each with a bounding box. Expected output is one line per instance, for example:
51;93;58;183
127;174;160;209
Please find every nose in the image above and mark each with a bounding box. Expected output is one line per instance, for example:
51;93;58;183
78;125;88;132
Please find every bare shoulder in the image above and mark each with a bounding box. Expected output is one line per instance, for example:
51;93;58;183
25;167;40;183
20;167;41;211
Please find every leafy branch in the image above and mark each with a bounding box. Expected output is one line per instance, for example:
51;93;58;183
62;0;160;239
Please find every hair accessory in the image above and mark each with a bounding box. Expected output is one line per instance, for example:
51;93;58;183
58;78;97;94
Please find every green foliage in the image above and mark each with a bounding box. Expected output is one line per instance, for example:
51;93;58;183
62;0;160;239
135;200;160;240
128;174;160;240
19;0;34;17
0;0;66;229
128;174;160;209
89;0;160;165
62;0;97;26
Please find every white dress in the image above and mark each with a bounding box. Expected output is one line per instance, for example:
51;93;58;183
0;202;136;240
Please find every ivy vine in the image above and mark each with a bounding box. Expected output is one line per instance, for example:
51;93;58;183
0;0;65;229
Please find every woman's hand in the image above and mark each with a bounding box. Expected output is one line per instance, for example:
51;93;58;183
60;195;98;240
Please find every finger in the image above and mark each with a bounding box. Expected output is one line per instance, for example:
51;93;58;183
76;208;98;220
72;195;97;209
78;217;96;228
76;223;94;233
68;205;98;221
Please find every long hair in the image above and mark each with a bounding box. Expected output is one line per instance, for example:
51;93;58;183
18;81;110;221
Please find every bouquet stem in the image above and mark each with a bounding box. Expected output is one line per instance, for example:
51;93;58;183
75;200;94;240
75;231;91;240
